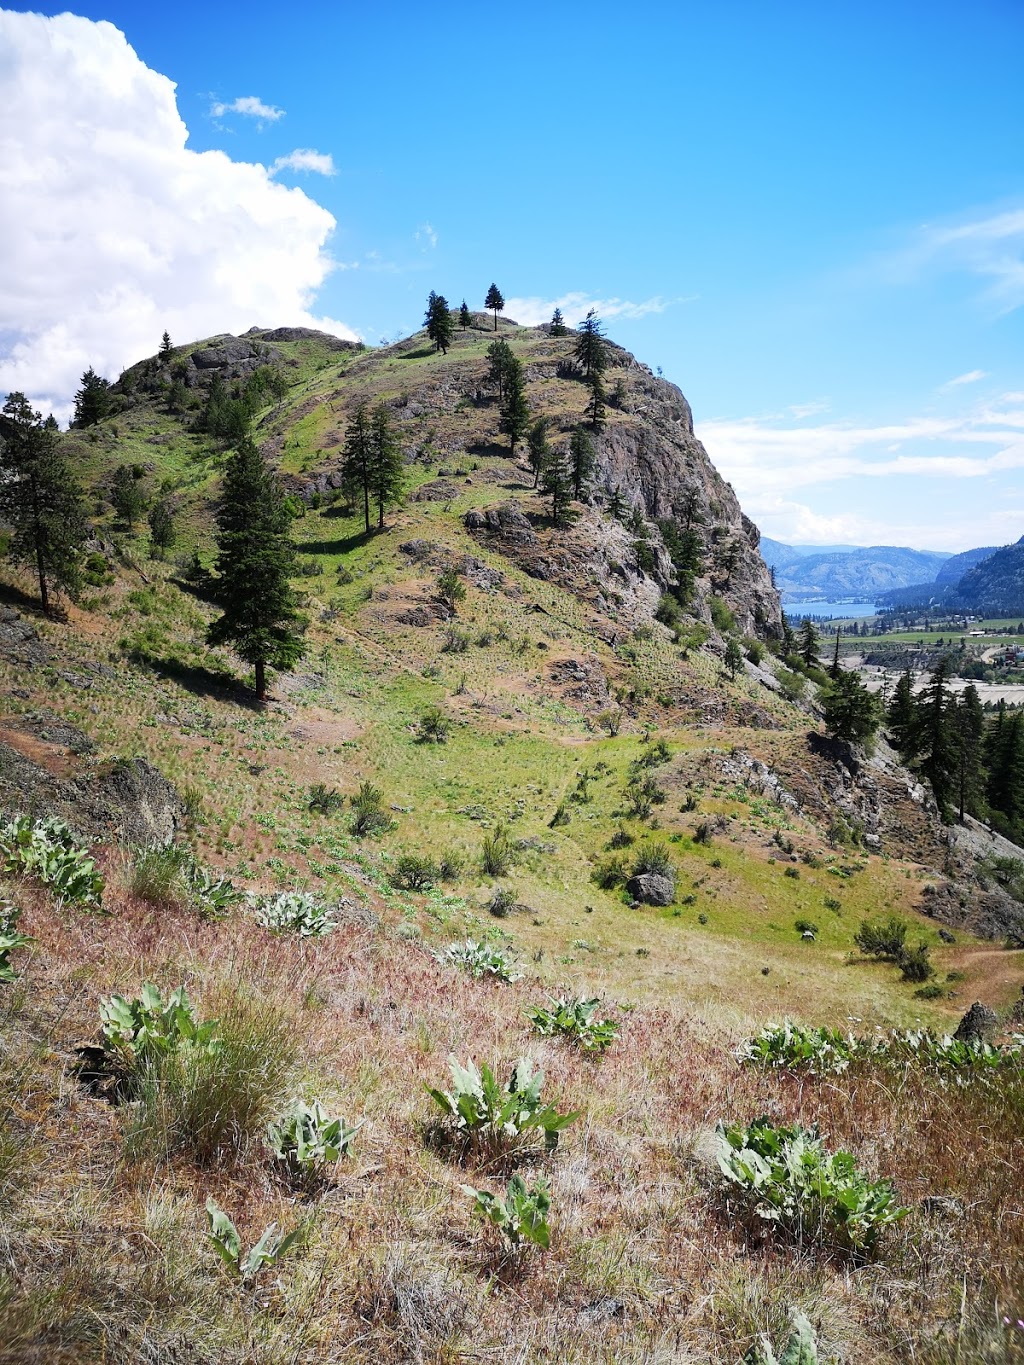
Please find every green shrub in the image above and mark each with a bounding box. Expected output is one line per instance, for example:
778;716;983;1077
206;1199;301;1281
591;855;629;889
252;891;336;937
267;1099;362;1190
794;918;819;937
717;1117;907;1255
438;848;465;881
463;1174;551;1250
481;824;516;877
442;627;470;654
737;1019;1023;1077
488;886;518;918
441;939;521;983
308;782;345;814
899;942;935;983
607;826;634;849
710;598;737;634
526;996;619;1052
548;802;571;828
129;843;188;908
393;854;439;891
427;1055;579;1160
350;781;392;837
0;815;104;907
0;902;32;984
783;865;800;880
854;914;908;960
631;844;674;879
417;707;451;744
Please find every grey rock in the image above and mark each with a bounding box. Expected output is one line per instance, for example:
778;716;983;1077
464;510;487;530
579;1297;625;1327
626;873;675;906
953;1001;998;1044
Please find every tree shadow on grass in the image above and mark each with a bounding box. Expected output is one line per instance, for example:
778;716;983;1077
396;346;438;361
295;528;376;556
0;579;48;617
126;648;259;708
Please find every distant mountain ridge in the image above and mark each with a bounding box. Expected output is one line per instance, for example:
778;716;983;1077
760;539;950;601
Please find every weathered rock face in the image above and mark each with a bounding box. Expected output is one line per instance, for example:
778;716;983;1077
591;365;782;639
953;1002;998;1044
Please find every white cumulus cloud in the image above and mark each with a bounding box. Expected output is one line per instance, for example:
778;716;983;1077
270;149;336;176
210;94;284;122
0;10;356;420
504;291;675;327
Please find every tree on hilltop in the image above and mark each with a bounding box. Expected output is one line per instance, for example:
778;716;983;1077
574;309;607;379
459;300;470;329
72;367;112;428
485;283;505;331
159;330;173;358
0;393;88;616
207;436;304;702
499;356;530;456
549;306;569;337
425;291;454;354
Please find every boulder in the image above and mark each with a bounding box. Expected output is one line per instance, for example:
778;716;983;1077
953;1001;998;1045
626;873;675;906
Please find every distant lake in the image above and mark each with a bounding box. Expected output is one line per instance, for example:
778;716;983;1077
784;600;878;620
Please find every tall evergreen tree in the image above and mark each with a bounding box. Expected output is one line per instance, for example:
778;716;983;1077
608;485;626;521
574;309;607;379
587;371;607;430
111;464;147;528
459;300;470;329
821;670;880;744
486;339;515;399
798;618;820;670
952;684;985;823
917;657;957;820
369;403;404;529
159;330;173;358
499;357;530;455
341;402;373;534
781;612;797;657
72;367;112;428
986;704;1024;834
569;426;595;499
526;417;550;487
148;498;176;554
541;448;574;527
424;291;454;354
484;283;505;331
549;306;569;337
207;437;304;702
0;393;88;616
829;629;842;679
887;668;918;757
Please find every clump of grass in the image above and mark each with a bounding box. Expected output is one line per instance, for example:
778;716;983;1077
481;824;516;877
308;782;345;814
393;854;439;891
416;707;451;744
350;781;392;837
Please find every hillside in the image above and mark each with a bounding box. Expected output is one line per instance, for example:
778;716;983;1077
951;536;1024;616
1;318;1023;1363
935;543;1001;586
769;545;950;602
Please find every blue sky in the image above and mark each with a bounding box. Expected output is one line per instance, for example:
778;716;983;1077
2;1;1023;550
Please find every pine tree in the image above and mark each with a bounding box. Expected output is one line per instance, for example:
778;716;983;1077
549;307;569;337
148;498;176;554
207;437;304;701
370;403;404;529
499;357;530;455
459;300;470;329
587;371;607;430
0;393;88;616
574;309;607;379
484;283;505;331
887;668;918;757
952;684;985;822
424;291;454;354
659;519;705;604
608;485;626;520
159;330;173;358
917;657;957;820
541;448;574;527
341;402;373;534
486;339;515;399
569;426;595;499
829;629;842;679
724;638;742;680
111;464;147;527
798;619;820;670
986;704;1024;834
526;417;550;487
781;613;797;656
72;367;112;428
821;670;880;744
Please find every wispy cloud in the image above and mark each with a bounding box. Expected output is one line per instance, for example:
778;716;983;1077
210;94;284;123
415;222;438;250
270;149;335;176
943;368;987;387
504;291;684;327
885;206;1024;313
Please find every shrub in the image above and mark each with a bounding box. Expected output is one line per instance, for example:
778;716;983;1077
206;1199;302;1281
716;1118;907;1255
548;802;571;828
267;1099;363;1190
427;1055;579;1160
350;781;392;837
308;782;344;814
253;891;336;937
742;1312;819;1365
417;707;451;744
481;824;516;877
463;1174;551;1250
899;942;935;983
783;865;800;880
442;627;470;654
854;914;908;960
591;855;629;889
794;918;819;937
182;863;241;920
737;1019;1024;1078
607;826;634;849
0;815;104;907
631;844;674;880
441;940;521;983
438;848;465;881
393;854;439;891
737;1021;855;1075
0;902;32;984
488;885;518;918
693;820;716;845
526;996;619;1052
597;709;622;737
710;597;737;634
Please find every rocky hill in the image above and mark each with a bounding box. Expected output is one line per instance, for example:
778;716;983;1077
935;543;1001;586
769;544;950;601
951;536;1024;615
